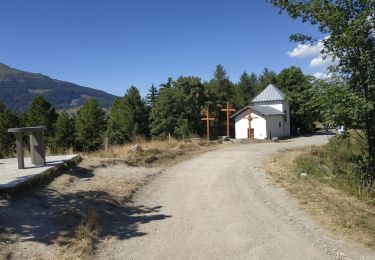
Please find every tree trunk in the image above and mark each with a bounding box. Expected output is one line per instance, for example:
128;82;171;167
364;118;375;190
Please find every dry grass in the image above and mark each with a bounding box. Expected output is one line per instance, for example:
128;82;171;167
62;206;101;259
265;147;375;248
0;245;12;260
84;137;211;167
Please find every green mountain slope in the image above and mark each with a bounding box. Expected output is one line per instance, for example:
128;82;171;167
0;63;117;112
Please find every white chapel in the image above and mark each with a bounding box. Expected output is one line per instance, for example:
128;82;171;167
231;84;291;139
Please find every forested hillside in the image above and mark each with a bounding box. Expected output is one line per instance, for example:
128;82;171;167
0;63;116;112
1;64;322;157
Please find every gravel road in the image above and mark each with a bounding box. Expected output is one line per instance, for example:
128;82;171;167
98;135;375;260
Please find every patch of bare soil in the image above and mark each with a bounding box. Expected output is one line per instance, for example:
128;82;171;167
0;143;215;260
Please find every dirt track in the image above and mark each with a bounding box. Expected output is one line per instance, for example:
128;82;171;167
98;135;375;260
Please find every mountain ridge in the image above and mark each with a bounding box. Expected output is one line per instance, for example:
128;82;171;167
0;63;117;112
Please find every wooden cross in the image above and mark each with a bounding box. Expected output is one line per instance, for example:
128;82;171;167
248;109;258;139
221;102;236;137
201;109;214;141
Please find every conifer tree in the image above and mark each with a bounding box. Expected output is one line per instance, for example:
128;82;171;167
0;101;20;158
75;98;106;151
51;111;75;153
26;96;58;143
106;86;149;144
146;84;159;109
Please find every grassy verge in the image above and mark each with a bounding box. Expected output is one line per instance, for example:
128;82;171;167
265;136;375;248
85;138;215;167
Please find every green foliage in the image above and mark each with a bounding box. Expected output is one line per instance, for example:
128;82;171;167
75;99;106;151
277;66;318;132
51;111;75;153
106;86;149;144
0;63;328;152
234;71;257;107
295;134;371;198
311;80;373;128
150;87;181;138
150;76;206;138
205;64;235;137
271;0;375;187
26;96;58;143
160;77;173;90
255;68;278;94
0;101;20;158
146;84;159;109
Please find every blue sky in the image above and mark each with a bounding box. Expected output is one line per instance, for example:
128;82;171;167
0;0;326;97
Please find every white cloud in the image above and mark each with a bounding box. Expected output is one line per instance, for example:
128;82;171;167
287;37;338;81
313;72;332;80
310;54;337;68
287;41;324;58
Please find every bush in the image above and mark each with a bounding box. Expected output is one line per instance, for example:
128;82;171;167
295;134;373;198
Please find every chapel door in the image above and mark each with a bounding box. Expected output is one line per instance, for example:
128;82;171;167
247;128;254;138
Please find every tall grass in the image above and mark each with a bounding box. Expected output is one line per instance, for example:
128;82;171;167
295;135;374;202
266;135;375;248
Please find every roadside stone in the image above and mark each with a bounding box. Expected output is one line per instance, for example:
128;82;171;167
131;144;143;153
300;172;308;177
272;137;279;142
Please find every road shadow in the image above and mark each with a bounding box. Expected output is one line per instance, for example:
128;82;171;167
0;167;171;248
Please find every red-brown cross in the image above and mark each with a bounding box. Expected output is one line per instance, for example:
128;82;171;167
221;102;236;137
248;109;258;138
201;109;214;141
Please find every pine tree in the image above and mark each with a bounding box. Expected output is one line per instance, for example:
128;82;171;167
160;77;173;90
51;111;75;153
26;96;58;143
234;71;258;107
255;68;278;94
150;77;206;138
106;86;149;144
146;84;159;109
150;87;183;137
205;64;235;137
75;98;106;151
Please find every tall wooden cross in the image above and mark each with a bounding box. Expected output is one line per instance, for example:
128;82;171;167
221;102;236;137
248;109;258;138
201;109;214;141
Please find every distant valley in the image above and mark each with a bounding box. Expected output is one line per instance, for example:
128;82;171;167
0;63;117;112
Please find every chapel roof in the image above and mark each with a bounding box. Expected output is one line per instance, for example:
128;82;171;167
251;84;285;103
230;105;284;119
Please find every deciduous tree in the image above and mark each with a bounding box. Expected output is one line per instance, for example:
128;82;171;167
271;0;375;188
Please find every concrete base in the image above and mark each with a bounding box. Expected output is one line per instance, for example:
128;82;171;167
0;155;79;190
